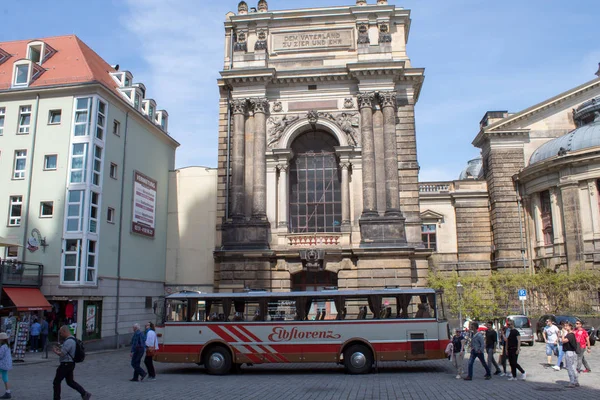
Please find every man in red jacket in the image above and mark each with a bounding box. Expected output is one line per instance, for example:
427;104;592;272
574;320;591;373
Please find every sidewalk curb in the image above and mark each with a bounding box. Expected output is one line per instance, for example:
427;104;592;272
13;348;128;366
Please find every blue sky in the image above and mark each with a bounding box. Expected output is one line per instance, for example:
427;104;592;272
2;0;599;181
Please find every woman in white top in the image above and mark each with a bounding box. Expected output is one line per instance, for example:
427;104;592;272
144;322;159;380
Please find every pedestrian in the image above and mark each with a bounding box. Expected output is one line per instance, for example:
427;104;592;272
450;328;465;379
40;317;49;353
130;323;147;382
30;318;41;353
0;333;13;399
52;325;92;400
144;322;159;381
574;320;591;373
464;323;492;381
561;321;579;388
553;322;566;371
542;318;560;367
498;321;510;376
506;320;526;381
484;322;502;375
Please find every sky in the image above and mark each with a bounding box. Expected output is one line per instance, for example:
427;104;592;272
2;0;599;181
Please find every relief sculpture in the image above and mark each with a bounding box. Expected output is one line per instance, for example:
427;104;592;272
318;112;360;146
267;115;299;148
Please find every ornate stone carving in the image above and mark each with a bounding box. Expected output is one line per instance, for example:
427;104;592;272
356;0;367;6
378;91;397;109
379;24;392;43
267;115;299;148
317;112;360;147
340;161;351;170
238;1;248;15
377;0;388;4
258;0;268;12
230;99;247;115
272;101;283;112
357;92;375;109
234;32;248;52
307;110;319;128
251;97;269;114
357;23;370;44
344;97;354;109
255;30;268;51
277;163;289;172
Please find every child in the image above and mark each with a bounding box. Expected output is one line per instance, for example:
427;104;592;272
0;332;12;399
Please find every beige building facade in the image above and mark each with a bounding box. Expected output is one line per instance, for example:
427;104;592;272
214;0;431;292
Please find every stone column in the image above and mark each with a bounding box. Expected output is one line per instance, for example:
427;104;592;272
380;91;401;216
559;183;584;269
340;161;351;226
252;98;269;220
587;180;600;237
230;99;247;220
550;187;565;245
357;92;377;217
277;163;289;228
531;193;544;248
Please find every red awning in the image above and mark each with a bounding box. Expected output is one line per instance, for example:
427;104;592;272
3;287;52;311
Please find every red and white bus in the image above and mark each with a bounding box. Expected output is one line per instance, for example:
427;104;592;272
154;288;450;374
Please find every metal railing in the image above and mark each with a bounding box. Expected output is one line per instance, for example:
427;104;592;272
0;261;44;287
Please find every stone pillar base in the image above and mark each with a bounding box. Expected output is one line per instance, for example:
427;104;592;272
359;215;408;247
222;220;270;250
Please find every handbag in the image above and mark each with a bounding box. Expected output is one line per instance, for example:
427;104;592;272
146;334;158;357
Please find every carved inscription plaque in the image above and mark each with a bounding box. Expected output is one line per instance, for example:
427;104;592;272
272;29;354;52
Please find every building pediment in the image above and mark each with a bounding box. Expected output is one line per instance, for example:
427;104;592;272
420;209;444;224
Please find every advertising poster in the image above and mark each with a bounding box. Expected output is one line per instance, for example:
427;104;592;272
86;305;96;334
131;171;157;238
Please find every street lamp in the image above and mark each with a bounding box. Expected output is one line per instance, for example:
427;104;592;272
456;281;464;330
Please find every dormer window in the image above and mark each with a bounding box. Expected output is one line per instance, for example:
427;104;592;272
12;60;44;87
0;47;11;66
149;105;155;119
26;41;56;65
109;70;133;88
15;64;29;85
156;110;168;132
29;45;41;63
124;76;131;86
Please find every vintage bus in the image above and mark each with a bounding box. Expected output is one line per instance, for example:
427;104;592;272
154;288;450;375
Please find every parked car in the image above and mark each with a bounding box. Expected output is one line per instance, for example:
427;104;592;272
505;315;534;346
536;315;596;346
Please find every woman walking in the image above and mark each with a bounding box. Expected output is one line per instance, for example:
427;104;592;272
0;333;13;398
506;320;526;381
144;322;159;381
561;322;579;388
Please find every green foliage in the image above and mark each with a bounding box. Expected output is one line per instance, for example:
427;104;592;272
429;269;600;318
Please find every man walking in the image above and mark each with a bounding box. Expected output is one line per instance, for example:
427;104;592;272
464;323;492;381
130;324;147;382
52;326;91;400
543;318;560;367
451;328;465;379
498;321;510;376
574;320;591;373
29;318;41;353
561;322;579;388
506;320;526;381
485;322;502;375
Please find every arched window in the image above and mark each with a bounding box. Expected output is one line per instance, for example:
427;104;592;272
289;131;342;233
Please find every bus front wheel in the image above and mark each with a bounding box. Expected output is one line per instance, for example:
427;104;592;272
343;344;373;374
204;346;232;375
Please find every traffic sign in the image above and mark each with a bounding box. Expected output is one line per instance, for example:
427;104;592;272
518;289;526;301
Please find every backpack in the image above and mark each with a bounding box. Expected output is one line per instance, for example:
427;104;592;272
66;337;85;363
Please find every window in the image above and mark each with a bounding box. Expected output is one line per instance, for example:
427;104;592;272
421;224;437;251
66;190;85;232
89;192;99;233
289;132;342;233
148;105;155;119
14;64;29;86
134;93;140;110
73;97;91;136
113;120;120;136
8;196;23;226
0;107;5;135
96;100;107;140
28;45;41;63
62;239;82;282
86;240;97;283
540;190;554;245
110;163;118;179
48;110;61;124
124;76;131;87
13;150;27;179
107;207;115;223
40;201;53;217
4;246;18;262
145;297;153;309
70;143;88;183
92;146;102;186
18;105;32;134
44;154;57;170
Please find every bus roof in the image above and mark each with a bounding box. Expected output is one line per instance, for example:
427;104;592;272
165;288;439;300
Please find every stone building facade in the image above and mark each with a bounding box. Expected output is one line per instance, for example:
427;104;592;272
214;1;431;292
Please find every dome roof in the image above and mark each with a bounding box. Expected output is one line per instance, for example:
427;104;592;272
459;157;483;180
530;96;600;165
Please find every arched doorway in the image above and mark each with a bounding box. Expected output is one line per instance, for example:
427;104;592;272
291;270;338;292
289;131;342;233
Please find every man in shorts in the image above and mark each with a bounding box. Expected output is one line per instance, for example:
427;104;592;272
542;319;560;367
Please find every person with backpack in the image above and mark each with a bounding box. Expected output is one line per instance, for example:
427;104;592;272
52;326;91;400
0;333;13;399
450;328;465;379
130;323;147;382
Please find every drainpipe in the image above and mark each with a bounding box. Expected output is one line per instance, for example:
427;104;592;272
115;111;129;348
21;94;41;263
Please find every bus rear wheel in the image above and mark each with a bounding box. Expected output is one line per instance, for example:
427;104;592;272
204;346;232;375
343;344;373;374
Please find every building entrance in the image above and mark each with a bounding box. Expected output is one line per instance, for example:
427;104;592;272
291;270;338;292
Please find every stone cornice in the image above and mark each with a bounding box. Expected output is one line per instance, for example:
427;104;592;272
220;68;276;86
472;129;530;148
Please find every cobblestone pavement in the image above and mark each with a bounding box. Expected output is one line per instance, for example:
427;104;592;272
9;342;600;399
